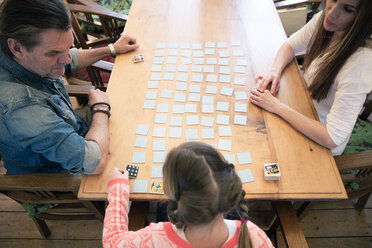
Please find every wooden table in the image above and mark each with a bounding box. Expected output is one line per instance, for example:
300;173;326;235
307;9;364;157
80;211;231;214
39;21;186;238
78;0;347;201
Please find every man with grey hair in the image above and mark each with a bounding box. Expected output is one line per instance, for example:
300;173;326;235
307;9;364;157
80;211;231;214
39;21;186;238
0;0;138;174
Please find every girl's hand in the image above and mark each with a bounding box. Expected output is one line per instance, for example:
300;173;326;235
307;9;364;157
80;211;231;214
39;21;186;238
255;71;281;95
108;167;129;182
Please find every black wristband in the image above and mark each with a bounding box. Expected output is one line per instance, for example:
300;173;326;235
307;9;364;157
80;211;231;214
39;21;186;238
91;108;111;118
91;102;111;111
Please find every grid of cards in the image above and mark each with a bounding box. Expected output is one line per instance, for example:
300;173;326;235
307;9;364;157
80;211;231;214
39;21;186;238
132;41;255;194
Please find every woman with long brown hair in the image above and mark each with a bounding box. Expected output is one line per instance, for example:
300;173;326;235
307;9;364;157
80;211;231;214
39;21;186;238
250;0;372;155
103;142;273;247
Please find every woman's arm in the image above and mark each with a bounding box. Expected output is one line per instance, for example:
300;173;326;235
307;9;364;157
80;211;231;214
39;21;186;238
250;89;337;149
257;42;295;95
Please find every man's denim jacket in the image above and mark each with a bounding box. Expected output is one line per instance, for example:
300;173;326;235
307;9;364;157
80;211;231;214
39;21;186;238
0;49;100;174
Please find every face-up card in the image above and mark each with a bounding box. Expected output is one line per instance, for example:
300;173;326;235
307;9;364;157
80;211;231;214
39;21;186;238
150;179;164;194
126;164;139;178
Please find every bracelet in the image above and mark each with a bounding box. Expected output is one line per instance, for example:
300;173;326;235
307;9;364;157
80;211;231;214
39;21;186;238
108;43;116;57
91;102;111;111
91;108;111;118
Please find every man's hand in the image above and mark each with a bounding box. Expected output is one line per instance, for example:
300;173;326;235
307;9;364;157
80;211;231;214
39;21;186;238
113;34;139;54
88;89;110;107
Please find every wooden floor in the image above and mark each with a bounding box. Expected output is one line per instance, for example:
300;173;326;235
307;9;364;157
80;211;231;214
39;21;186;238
0;193;371;248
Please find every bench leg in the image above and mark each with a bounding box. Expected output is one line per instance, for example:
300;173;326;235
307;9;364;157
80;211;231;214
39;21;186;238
32;217;51;238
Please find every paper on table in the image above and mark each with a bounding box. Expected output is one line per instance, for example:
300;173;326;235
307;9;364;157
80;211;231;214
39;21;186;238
185;129;198;140
135;124;150;135
231;40;241;46
170;116;183;126
237;152;252;165
152;140;166;151
188;93;201;102
202;128;215;139
237;59;248;66
174;93;187;102
216;101;229;112
165;65;177;72
219;66;230;75
133;180;148;193
151;165;163;178
234;114;247;125
193;51;204;57
167;57;178;64
216;114;229;125
204;48;215;55
218;139;232;151
189;84;201;93
143;100;156;109
134;136;149;148
156;42;166;49
219;75;231;83
192;74;203;83
181;50;192;57
234;66;246;73
205;41;216;48
172;104;185;114
145;91;158;100
204;65;214;73
192;43;203;49
168;49;178;56
177;73;188;82
217;42;227;48
152;126;166;137
169;127;182;138
155;50;165;57
219;51;229;58
220;86;233;96
180;43;190;49
219;126;232;137
160;89;173;98
154;113;167;124
201;116;214;127
163;73;175;81
235;91;248;100
186;115;199;125
202;95;214;105
193;58;204;65
178;65;189;72
206;58;217;64
156;103;169;113
206;74;218;83
132;152;146;164
218;59;229;65
150;73;162;81
235;103;247;113
181;58;192;65
233;50;244;57
202;104;214;113
169;42;178;48
147;81;159;89
237;169;254;183
223;153;236;164
192;65;203;72
153;57;163;64
205;85;217;94
234;77;246;85
176;82;187;91
185;104;197;113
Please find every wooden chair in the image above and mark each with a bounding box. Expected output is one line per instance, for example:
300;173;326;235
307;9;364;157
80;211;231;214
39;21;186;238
274;0;322;21
0;173;105;238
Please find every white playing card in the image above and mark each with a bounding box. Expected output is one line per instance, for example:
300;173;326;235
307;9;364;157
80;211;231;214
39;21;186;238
156;42;166;49
192;74;203;83
135;124;150;135
169;127;182;138
201;116;214;127
218;139;232;151
163;73;175;80
219;66;230;75
152;126;166;137
234;114;247;125
193;58;204;65
203;65;214;73
134;136;149;148
178;65;189;72
133;180;148;193
235;91;248;100
233;50;244;57
216;114;229;125
155;50;165;57
234;77;246;85
217;42;227;48
150;73;162;80
205;41;215;48
223;153;236;164
218;59;229;65
181;50;192;57
204;48;215;55
174;93;186;102
237;152;252;164
185;129;198;140
154;113;167;124
177;73;188;82
202;104;214;113
202;95;214;105
147;81;159;89
156;103;169;113
189;84;201;93
220;86;233;96
219;75;231;83
192;65;203;72
168;49;178;56
145;91;157;100
219;50;229;58
151;165;163;178
181;58;192;64
202;128;214;139
132;152;146;164
216;101;229;112
176;82;187;91
235;103;247;112
153;152;166;163
188;93;201;102
237;169;254;183
153;57;163;64
170;116;183;126
172;104;185;114
206;74;218;83
234;66;245;73
143;100;156;109
205;85;217;94
185;104;197;113
193;51;204;57
167;57;177;64
219;126;232;137
186;115;199;125
237;59;248;66
152;140;166;151
165;65;176;72
206;58;217;64
160;89;173;98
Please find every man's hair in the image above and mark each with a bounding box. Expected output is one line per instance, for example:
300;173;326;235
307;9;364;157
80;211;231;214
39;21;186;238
163;142;251;245
303;0;372;102
0;0;71;57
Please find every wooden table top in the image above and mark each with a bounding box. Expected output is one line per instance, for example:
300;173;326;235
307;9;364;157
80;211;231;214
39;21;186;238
78;0;347;201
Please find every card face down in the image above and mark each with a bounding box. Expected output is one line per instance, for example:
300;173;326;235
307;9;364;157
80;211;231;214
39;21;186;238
126;164;139;178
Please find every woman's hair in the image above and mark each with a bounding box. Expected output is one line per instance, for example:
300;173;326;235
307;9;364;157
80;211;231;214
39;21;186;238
0;0;71;57
163;142;250;244
303;0;372;102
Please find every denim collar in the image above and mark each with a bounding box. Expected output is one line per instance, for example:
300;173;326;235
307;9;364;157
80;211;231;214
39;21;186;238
0;50;63;91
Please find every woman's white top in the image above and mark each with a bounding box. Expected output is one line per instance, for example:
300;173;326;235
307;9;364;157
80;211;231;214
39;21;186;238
287;12;372;155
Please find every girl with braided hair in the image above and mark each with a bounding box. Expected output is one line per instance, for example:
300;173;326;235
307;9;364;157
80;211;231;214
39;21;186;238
103;142;273;248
